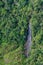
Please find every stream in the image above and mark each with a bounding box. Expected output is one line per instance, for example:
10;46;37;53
24;22;32;57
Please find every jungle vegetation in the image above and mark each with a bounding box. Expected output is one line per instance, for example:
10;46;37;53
0;0;43;65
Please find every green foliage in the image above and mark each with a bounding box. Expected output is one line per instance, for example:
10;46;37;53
4;46;23;65
28;0;43;65
0;0;43;65
0;0;30;46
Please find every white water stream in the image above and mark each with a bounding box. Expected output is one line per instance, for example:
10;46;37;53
24;22;32;57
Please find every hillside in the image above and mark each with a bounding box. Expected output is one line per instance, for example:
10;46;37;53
0;0;43;65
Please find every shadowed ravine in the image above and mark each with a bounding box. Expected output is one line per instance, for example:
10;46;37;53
24;22;32;57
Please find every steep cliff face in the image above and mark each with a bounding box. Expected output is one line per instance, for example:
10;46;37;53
24;22;32;57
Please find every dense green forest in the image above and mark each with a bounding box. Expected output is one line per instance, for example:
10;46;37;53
0;0;43;65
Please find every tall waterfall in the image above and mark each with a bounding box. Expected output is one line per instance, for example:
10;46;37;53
24;22;32;57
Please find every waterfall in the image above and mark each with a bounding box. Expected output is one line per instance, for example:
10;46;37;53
24;22;32;57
